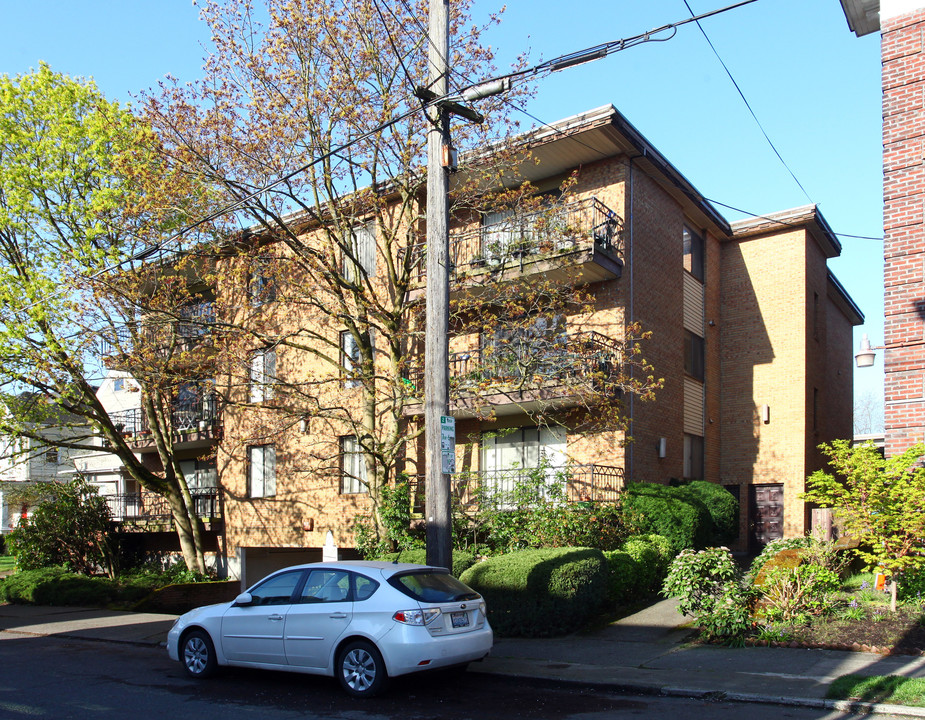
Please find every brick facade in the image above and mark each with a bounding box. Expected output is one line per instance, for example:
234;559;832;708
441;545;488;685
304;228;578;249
135;106;861;579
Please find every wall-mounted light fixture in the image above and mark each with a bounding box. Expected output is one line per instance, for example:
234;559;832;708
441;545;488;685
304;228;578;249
855;333;877;368
657;437;667;458
760;404;771;424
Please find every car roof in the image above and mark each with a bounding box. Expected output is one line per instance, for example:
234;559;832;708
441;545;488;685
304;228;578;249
268;560;448;578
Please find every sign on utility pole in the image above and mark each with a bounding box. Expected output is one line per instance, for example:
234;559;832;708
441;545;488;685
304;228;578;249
423;0;452;571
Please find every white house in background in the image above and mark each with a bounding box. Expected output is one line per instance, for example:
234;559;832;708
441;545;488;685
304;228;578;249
0;397;81;535
70;370;143;518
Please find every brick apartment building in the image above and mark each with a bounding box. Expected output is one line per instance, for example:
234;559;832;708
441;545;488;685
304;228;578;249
841;0;925;457
114;105;861;583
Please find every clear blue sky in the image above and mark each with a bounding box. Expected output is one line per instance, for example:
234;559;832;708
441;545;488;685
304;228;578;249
0;0;885;426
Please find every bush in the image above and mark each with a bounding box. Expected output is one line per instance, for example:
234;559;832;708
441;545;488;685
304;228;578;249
603;550;637;604
460;547;609;637
604;534;674;604
376;549;476;578
678;481;739;545
7;477;114;576
662;547;752;640
0;566;116;606
623;483;711;553
621;538;661;595
758;562;840;622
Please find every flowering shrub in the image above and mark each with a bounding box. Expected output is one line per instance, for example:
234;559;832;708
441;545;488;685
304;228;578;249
662;547;753;640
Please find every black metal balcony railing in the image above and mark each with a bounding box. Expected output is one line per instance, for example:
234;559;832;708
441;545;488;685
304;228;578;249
407;464;624;512
403;330;621;394
405;197;623;281
108;393;220;437
106;488;222;523
100;301;215;356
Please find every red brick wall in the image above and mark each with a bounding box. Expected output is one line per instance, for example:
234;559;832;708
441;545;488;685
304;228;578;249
883;7;925;455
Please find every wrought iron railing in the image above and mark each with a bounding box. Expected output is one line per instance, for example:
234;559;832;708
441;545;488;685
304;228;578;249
107;393;220;437
100;300;215;356
405;197;623;281
406;464;624;512
107;488;222;522
403;330;621;393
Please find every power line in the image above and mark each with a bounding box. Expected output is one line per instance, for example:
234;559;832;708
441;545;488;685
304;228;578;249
682;0;814;204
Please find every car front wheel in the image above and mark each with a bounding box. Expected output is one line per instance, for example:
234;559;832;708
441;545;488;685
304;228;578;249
181;629;217;679
337;640;387;697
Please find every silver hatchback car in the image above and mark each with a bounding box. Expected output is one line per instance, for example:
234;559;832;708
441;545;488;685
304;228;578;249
167;560;493;697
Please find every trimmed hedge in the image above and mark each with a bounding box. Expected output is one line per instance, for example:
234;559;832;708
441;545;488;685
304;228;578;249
622;483;712;553
677;481;739;545
604;533;673;603
376;549;476;578
460;547;608;637
0;567;117;606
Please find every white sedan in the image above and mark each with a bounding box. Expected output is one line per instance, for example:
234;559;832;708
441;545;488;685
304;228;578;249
166;560;493;697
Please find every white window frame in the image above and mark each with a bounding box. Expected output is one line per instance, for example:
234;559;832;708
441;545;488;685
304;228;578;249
340;435;368;494
250;347;277;403
344;222;376;281
340;331;361;389
248;445;276;498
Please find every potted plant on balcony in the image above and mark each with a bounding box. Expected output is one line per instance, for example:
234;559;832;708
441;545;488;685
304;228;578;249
469;254;487;268
509;237;534;259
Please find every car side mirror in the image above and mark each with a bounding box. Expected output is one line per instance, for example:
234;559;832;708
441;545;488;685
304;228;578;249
234;592;254;606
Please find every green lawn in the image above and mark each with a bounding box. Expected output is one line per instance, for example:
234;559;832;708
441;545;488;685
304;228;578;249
828;675;925;707
0;555;15;573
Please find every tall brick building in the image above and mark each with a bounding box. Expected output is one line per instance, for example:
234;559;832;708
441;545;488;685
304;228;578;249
841;0;925;456
201;106;859;583
109;105;862;583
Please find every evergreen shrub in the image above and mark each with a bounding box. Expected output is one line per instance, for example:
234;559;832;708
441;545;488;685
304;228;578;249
460;547;609;637
622;483;711;552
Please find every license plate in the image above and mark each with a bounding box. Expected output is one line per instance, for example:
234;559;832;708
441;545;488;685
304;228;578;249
450;611;470;628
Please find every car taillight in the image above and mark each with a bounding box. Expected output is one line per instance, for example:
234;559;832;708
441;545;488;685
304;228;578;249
393;608;441;626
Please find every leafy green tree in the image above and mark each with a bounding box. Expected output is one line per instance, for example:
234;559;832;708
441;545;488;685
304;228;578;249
7;477;115;577
0;64;215;572
803;440;925;611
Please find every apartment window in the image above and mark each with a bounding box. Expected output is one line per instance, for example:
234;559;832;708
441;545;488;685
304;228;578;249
112;378;124;392
250;347;277;403
480;426;566;505
344;222;376;282
684;330;705;381
340;435;368;494
249;256;277;306
481;315;566;379
248;445;276;498
340;331;361;389
44;448;58;464
683;434;704;480
683;226;704;282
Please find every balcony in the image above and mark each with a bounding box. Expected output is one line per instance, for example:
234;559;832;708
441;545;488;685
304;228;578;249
405;197;624;300
106;487;222;524
402;330;622;418
407;464;624;513
108;393;221;449
100;300;216;358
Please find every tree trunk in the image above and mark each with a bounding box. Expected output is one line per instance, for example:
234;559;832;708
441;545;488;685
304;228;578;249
167;489;206;574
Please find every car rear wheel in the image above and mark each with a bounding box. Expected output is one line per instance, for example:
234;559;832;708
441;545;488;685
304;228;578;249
337;640;387;698
182;629;217;679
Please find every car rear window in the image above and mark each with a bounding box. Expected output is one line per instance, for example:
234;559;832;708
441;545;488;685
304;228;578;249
389;571;481;603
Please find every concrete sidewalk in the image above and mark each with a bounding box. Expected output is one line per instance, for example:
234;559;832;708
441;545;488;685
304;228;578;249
4;598;925;716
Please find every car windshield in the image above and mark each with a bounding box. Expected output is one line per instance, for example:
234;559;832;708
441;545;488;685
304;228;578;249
389;571;481;603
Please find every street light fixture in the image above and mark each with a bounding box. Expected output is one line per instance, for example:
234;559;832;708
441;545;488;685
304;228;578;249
855;333;877;368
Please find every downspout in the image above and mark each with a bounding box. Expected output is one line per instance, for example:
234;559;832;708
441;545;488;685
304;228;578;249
627;156;636;483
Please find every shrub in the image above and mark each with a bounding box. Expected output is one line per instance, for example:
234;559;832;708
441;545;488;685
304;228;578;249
353;480;424;557
748;536;815;580
759;563;840;622
678;481;739;545
662;547;752;640
603;550;637;604
460;547;609;637
621;537;662;595
7;477;114;576
376;549;476;578
0;566;116;606
622;483;711;553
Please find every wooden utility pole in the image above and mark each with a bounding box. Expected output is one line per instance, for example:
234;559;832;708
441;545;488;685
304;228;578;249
424;0;452;571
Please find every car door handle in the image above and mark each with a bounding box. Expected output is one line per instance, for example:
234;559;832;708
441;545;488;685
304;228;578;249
268;614;284;622
328;612;349;619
